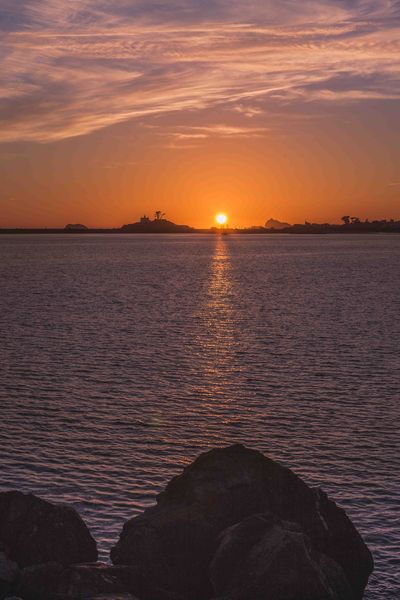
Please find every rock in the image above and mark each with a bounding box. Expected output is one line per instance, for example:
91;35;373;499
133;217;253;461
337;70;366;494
0;491;98;567
111;444;373;600
15;562;183;600
210;513;354;600
0;552;18;584
16;563;126;600
0;551;19;600
85;596;138;600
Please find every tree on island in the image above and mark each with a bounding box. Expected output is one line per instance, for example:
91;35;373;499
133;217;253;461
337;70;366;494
154;211;166;221
341;215;361;225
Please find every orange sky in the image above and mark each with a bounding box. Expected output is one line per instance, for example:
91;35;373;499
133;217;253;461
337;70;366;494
0;1;399;228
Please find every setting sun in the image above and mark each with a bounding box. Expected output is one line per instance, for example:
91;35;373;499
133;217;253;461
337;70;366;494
216;213;228;226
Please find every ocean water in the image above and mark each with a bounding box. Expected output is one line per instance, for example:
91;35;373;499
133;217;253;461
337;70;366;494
0;233;399;598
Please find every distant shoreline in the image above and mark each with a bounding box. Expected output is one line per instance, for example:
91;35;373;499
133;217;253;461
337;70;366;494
1;227;400;235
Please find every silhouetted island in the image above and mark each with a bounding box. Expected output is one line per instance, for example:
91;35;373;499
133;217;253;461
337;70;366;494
0;445;373;600
64;223;88;231
121;212;194;233
265;217;291;230
242;216;400;234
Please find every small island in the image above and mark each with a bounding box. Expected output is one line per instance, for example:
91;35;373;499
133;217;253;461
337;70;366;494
121;211;194;233
64;223;88;231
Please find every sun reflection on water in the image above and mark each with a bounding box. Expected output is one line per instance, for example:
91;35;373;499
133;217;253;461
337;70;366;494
193;235;244;417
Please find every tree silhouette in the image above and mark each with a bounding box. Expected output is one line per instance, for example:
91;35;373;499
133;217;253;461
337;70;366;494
155;211;165;221
341;216;350;225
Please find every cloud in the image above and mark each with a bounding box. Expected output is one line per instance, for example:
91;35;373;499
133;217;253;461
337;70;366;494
0;0;399;142
157;123;269;148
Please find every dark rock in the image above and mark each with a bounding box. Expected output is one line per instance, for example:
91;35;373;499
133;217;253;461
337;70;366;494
15;563;182;600
210;513;353;600
0;550;19;600
111;444;373;600
85;596;138;600
0;491;97;567
113;565;183;600
0;552;19;583
311;488;373;599
16;563;126;600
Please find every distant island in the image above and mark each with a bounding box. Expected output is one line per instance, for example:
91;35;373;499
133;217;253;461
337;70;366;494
1;214;400;234
64;223;88;231
121;212;194;233
241;215;400;234
265;218;291;230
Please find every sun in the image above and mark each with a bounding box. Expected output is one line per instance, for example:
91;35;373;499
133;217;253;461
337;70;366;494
216;213;228;226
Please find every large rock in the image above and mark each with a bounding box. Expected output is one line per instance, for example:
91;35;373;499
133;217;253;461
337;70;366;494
210;513;353;600
111;444;373;600
0;491;97;567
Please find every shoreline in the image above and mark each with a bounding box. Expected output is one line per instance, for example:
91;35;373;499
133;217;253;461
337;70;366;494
1;228;400;235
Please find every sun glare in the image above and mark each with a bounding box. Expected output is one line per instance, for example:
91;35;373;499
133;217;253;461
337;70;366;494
216;213;228;226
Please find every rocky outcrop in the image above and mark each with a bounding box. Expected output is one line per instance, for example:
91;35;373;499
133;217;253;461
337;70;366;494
265;218;291;230
210;513;354;600
0;491;98;568
111;444;373;600
0;446;373;599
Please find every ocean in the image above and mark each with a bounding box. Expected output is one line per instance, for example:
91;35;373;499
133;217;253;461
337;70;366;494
1;233;399;598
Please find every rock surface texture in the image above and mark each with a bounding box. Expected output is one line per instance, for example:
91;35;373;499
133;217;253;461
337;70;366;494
0;491;98;567
0;491;97;600
111;444;373;600
14;563;183;600
210;513;354;600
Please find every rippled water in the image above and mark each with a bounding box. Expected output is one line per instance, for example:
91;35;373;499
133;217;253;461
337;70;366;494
1;234;399;598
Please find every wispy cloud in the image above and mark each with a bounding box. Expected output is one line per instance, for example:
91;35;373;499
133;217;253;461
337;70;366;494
158;123;269;148
0;1;399;142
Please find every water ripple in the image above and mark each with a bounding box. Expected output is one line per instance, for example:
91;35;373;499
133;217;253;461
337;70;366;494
0;234;399;599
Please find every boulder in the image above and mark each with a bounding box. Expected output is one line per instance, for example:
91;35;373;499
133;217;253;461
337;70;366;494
0;491;97;567
111;444;373;600
210;513;353;600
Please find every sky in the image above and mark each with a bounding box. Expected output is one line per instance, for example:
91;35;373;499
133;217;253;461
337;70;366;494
0;0;399;228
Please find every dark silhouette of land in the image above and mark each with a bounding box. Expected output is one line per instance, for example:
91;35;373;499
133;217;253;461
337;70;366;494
242;216;400;234
121;213;194;233
65;224;88;231
265;217;291;230
1;213;400;234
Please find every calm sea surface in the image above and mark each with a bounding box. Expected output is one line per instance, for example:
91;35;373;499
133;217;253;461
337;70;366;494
0;234;399;598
